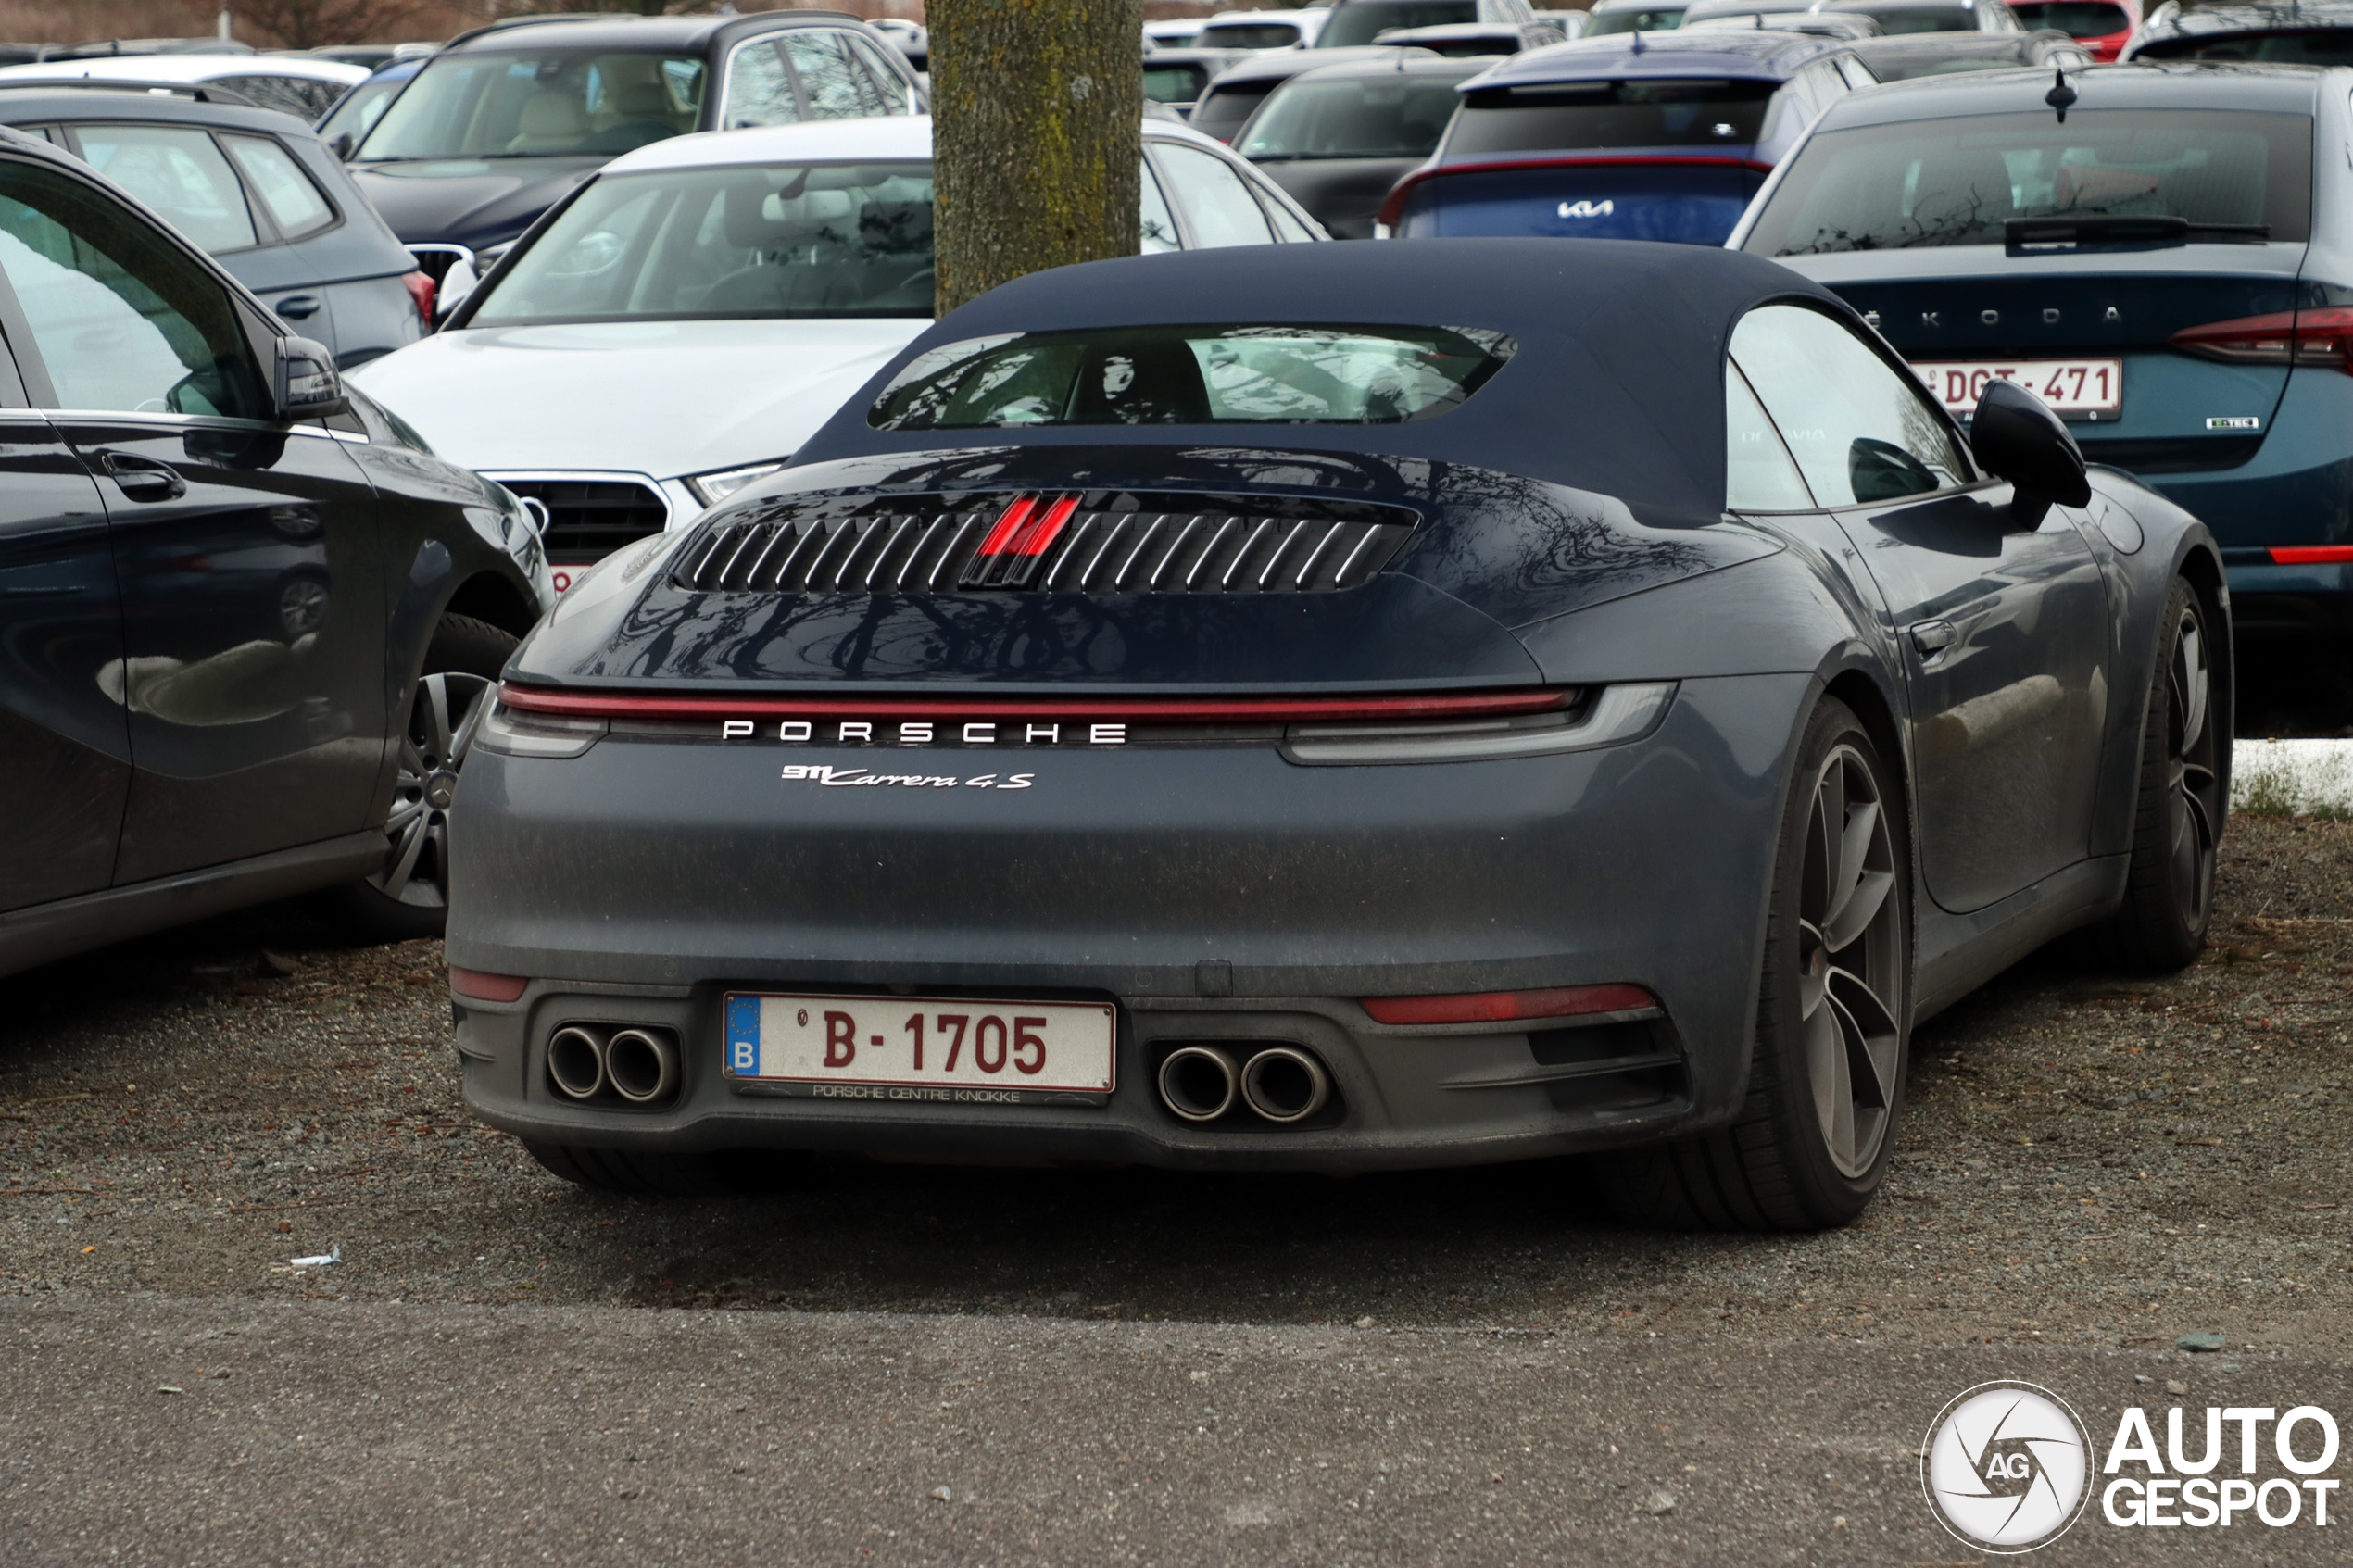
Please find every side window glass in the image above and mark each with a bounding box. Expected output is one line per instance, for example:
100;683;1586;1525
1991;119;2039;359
722;38;801;128
786;33;883;119
1725;361;1815;510
218;75;334;121
1730;302;1969;507
1153;142;1275;247
0;160;267;418
71;124;257;252
1139;157;1181;252
846;35;912;113
1835;56;1878;90
1258;184;1316;242
221;135;335;241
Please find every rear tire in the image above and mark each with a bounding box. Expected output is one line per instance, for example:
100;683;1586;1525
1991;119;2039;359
1598;696;1911;1231
523;1142;738;1198
316;613;516;943
2094;577;2222;972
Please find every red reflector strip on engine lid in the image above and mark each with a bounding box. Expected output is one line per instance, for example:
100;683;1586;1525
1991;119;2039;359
961;493;1081;588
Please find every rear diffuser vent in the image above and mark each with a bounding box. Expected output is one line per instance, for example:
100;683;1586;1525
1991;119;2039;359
672;491;1416;596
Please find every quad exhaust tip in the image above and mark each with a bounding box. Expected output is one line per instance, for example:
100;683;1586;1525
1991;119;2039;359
548;1022;680;1106
1156;1043;1334;1125
547;1024;609;1100
605;1027;679;1104
1240;1046;1331;1124
1157;1045;1239;1123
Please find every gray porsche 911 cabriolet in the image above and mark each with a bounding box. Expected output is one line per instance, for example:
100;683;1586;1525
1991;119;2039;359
442;238;2226;1230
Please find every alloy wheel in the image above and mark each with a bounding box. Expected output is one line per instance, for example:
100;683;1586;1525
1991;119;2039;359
368;671;492;909
2166;602;2220;932
1796;743;1906;1178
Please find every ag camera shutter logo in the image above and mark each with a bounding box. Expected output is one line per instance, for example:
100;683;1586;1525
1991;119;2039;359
1921;1382;2094;1552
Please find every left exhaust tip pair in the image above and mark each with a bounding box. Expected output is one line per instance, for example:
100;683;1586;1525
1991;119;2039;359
548;1023;680;1107
1158;1044;1333;1125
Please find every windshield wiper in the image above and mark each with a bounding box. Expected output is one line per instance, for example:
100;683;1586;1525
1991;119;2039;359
2006;215;2271;250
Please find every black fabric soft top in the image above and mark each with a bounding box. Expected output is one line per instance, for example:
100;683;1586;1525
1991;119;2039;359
789;237;1850;526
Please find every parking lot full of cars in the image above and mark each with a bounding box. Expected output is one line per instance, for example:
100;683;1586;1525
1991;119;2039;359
0;0;2349;1309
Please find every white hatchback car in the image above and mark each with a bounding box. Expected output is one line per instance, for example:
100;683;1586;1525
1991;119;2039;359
350;114;1325;589
0;52;369;120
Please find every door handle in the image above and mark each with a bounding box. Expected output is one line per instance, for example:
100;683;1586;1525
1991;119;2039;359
274;294;322;320
1907;619;1957;658
94;450;187;502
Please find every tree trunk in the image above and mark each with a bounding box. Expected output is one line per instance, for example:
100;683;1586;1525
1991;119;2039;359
929;0;1143;318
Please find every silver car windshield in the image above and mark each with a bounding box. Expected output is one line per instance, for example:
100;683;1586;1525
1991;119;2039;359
356;48;706;160
468;162;937;324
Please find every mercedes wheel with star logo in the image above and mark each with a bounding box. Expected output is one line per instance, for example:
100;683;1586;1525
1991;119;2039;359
442;238;2229;1220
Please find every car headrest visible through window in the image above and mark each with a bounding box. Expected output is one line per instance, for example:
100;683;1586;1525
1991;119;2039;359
512;93;585;144
610;80;673;121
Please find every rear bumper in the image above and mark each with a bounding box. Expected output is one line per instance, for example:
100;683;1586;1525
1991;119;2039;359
445;672;1813;1170
2127;367;2353;621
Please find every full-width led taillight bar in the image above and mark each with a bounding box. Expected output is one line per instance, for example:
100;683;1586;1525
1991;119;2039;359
2171;307;2353;372
497;684;1577;725
1360;984;1658;1026
2271;545;2353;564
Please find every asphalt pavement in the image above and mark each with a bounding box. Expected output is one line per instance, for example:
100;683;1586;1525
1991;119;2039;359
6;1294;2349;1567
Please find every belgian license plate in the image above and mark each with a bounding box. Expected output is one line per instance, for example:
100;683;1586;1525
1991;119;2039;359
1912;358;2123;417
722;992;1115;1105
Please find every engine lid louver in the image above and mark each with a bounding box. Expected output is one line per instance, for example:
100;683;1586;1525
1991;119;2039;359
672;491;1417;596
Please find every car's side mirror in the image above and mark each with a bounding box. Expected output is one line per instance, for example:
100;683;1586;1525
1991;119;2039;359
328;132;354;160
273;335;347;422
434;255;481;323
1969;378;2090;525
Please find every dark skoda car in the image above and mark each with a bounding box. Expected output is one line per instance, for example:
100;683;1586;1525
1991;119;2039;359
0;125;552;975
347;12;922;282
1733;62;2353;635
0;82;429;366
1379;31;1875;243
446;240;2223;1229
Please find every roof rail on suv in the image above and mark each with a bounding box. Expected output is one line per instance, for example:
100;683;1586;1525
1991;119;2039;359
0;80;260;107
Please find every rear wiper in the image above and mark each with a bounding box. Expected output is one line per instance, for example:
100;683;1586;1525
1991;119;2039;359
2006;216;2271;251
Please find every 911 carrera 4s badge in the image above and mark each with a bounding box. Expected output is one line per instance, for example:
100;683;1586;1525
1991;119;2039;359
781;764;1035;789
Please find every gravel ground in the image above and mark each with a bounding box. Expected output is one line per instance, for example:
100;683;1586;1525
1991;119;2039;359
6;816;2353;1562
4;816;2349;1353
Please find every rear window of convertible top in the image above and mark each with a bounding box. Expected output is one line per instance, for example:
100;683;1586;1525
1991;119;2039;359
867;324;1516;430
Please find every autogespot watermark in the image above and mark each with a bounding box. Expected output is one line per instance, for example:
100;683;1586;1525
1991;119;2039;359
1921;1382;2344;1550
1922;1383;2094;1552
